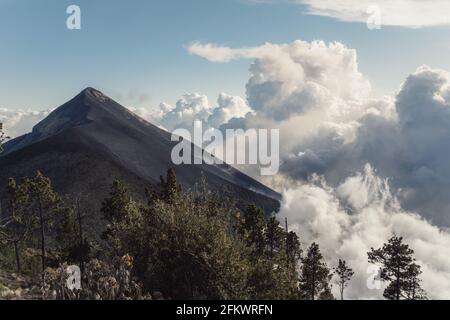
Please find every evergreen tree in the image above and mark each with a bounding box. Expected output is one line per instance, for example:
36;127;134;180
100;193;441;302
54;200;90;271
101;180;142;261
299;242;333;300
368;236;427;300
286;231;302;268
25;171;61;277
333;259;354;300
160;168;182;203
241;205;266;258
404;263;427;300
74;196;90;274
101;180;133;221
265;216;284;258
318;283;335;300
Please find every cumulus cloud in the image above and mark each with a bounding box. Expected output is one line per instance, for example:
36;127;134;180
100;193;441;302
189;41;370;121
136;92;252;132
294;0;450;28
278;164;450;299
208;93;253;128
157;93;212;131
0;108;50;138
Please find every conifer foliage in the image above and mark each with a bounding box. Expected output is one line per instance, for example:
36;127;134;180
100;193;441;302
368;236;427;300
333;259;354;300
299;243;334;300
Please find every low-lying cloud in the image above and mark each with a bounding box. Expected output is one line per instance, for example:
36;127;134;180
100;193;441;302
133;92;252;132
0;108;50;138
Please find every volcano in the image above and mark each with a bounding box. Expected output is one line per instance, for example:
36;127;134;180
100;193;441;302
0;88;280;232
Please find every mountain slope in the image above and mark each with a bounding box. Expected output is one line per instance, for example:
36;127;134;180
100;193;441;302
0;88;280;228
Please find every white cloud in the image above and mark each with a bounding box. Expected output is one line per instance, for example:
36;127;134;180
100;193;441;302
281;65;450;227
278;164;450;299
189;40;370;122
136;92;252;132
146;93;212;131
208;93;253;128
188;42;246;63
298;0;450;28
0;108;50;138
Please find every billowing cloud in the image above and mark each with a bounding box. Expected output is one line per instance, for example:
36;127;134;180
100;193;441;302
208;93;253;128
158;93;213;131
278;164;450;299
281;65;450;227
294;0;450;28
135;92;252;132
0;108;50;138
189;40;371;129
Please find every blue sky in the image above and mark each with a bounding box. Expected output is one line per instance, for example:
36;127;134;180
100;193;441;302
1;0;450;110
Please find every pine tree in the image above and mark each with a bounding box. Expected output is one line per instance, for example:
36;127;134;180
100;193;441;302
241;204;266;258
160;168;182;203
286;231;302;268
74;196;90;274
101;180;133;221
54;200;90;271
318;283;335;300
265;216;284;258
25;171;61;277
404;263;427;300
333;259;354;300
299;242;333;300
101;180;144;270
368;236;427;300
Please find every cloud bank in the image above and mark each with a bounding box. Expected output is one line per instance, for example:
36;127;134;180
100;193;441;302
132;92;252;132
0;108;50;138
